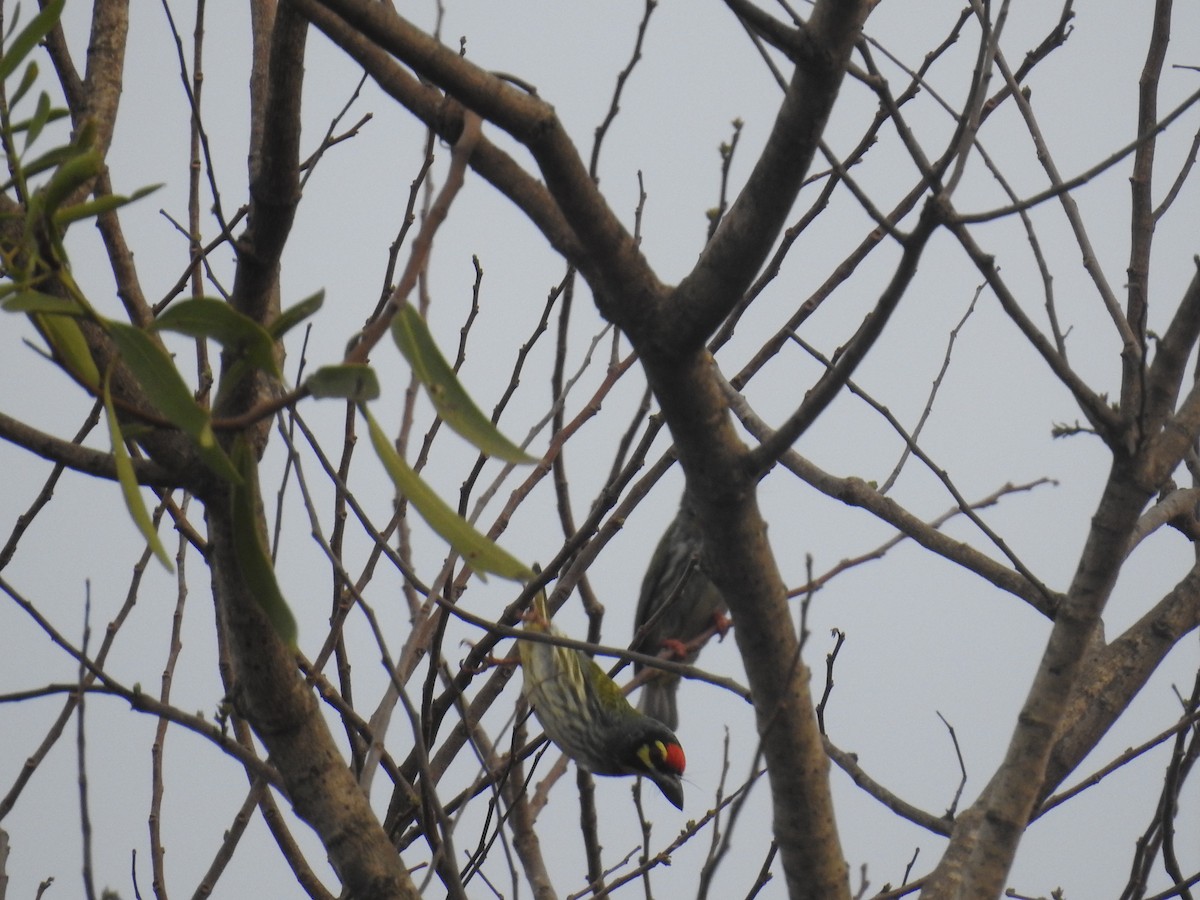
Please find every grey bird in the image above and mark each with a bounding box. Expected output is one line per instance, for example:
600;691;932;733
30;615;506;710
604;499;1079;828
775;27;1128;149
631;496;728;731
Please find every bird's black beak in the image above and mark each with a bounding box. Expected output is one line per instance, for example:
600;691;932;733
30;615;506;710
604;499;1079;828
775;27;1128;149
649;771;684;810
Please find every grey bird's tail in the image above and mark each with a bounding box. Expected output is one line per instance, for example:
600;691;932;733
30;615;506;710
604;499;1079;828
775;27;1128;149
638;681;679;732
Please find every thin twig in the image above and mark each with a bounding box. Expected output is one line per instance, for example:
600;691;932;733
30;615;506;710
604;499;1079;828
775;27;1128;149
77;583;96;900
345;111;483;365
936;711;967;818
815;629;845;735
878;284;982;494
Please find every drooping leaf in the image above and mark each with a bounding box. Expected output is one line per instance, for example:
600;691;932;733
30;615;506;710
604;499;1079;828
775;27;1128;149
0;0;65;84
11;100;66;139
36;147;103;219
152;296;279;376
23;89;51;149
106;321;240;483
391;302;536;464
305;364;380;401
11;60;39;108
269;289;325;341
362;405;533;582
3;290;85;315
53;183;163;229
229;436;298;646
34;312;99;389
106;322;208;434
2;141;79;192
103;370;173;572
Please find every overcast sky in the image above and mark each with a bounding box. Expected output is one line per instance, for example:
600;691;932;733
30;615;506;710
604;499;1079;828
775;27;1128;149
2;1;1199;897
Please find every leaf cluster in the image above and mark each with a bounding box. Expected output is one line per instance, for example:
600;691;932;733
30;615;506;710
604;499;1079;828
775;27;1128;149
0;3;534;642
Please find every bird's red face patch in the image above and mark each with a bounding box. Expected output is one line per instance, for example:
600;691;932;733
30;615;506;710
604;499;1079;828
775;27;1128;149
662;741;686;776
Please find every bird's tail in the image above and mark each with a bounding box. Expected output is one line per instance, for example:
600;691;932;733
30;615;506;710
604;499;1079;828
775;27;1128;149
638;681;679;732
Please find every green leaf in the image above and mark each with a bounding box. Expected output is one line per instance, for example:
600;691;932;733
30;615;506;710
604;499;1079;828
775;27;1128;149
53;183;163;229
305;364;380;401
107;322;208;434
0;0;65;84
11;101;66;138
152;297;281;408
103;370;173;572
269;289;324;340
229;436;298;646
34;312;99;389
106;321;240;483
391;303;536;464
2;140;78;191
36;147;103;217
362;405;532;581
152;296;279;376
3;289;85;315
11;60;38;108
24;89;51;149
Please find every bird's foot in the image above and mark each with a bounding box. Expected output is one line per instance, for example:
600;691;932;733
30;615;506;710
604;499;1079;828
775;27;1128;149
460;640;519;673
712;611;731;640
659;637;690;660
520;605;551;630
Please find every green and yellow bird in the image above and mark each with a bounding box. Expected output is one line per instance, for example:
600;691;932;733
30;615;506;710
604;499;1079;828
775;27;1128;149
519;589;687;809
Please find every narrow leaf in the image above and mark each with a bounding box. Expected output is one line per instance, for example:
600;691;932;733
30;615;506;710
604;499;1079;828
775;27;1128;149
391;303;536;464
2;140;78;191
103;371;173;572
34;312;99;388
24;89;51;149
306;364;380;401
53;183;163;229
106;321;240;482
152;296;278;376
10;102;67;137
11;60;38;108
0;0;65;83
229;437;298;645
4;290;85;314
37;147;103;216
107;322;209;434
269;289;325;340
362;405;532;581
